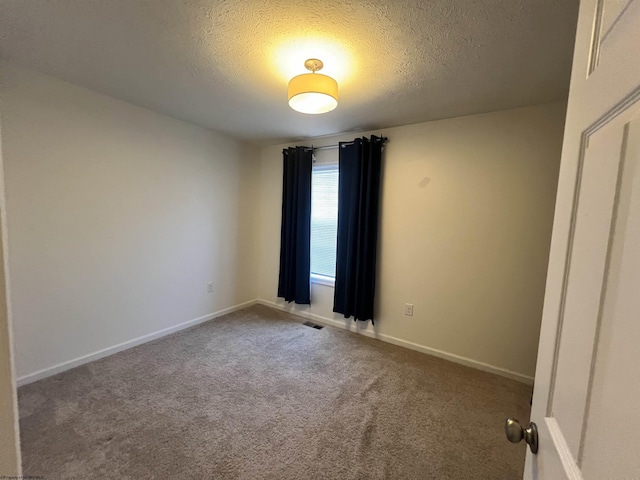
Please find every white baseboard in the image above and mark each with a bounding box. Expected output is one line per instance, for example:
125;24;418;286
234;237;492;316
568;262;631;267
16;300;257;387
257;298;534;385
18;298;534;387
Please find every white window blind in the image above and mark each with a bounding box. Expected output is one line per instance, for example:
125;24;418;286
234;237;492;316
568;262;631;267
311;164;339;278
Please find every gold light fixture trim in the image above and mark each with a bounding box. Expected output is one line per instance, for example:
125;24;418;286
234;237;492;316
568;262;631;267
288;58;339;114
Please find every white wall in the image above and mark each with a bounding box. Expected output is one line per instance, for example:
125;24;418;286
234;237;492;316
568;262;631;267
0;111;21;477
257;103;566;381
0;63;259;381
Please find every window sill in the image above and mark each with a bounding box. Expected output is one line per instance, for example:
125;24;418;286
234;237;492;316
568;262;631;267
310;273;335;288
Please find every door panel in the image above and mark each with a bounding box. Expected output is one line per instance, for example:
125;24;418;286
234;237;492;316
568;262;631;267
550;110;626;458
590;0;640;75
580;116;640;479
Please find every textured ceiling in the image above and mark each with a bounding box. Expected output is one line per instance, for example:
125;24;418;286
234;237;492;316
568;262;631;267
0;0;578;145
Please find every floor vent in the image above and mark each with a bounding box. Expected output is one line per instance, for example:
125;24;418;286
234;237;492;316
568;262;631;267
302;321;324;330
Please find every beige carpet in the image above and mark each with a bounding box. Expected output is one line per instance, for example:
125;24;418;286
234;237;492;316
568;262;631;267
19;305;531;479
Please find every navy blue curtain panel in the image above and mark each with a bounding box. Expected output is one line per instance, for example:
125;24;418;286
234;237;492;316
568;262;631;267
278;146;312;304
333;135;383;322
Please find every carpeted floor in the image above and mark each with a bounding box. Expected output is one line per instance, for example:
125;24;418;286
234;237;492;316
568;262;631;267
19;305;531;479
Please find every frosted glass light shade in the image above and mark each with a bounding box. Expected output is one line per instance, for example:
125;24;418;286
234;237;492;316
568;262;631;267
288;73;338;114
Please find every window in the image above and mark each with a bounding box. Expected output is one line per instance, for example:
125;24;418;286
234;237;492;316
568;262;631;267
310;151;338;285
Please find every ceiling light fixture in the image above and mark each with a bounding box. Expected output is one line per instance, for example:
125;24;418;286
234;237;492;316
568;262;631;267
288;59;338;114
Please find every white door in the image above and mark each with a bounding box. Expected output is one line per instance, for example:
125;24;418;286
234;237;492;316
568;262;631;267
516;0;640;478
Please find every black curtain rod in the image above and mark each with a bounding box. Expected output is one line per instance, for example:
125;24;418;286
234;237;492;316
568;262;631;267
306;136;388;152
283;137;388;155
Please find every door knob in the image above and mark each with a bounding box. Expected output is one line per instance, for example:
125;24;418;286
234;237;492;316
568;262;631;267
505;418;538;454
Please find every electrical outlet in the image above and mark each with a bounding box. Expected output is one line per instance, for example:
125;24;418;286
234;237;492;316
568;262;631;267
405;303;414;316
207;282;214;293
